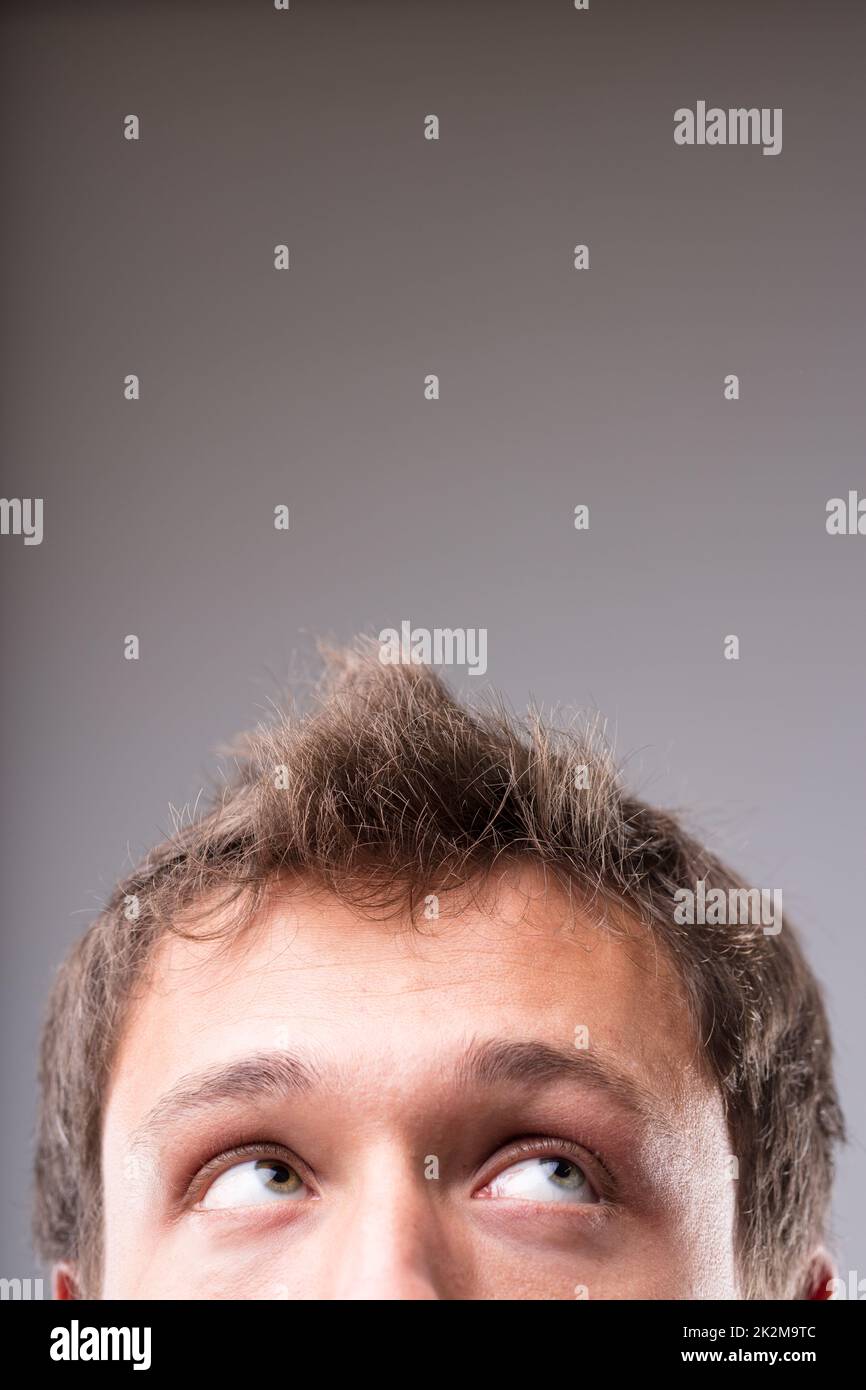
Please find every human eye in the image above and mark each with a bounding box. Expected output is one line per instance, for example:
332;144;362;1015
474;1137;604;1206
190;1143;315;1210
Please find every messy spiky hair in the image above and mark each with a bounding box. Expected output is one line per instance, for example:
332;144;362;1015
34;641;843;1297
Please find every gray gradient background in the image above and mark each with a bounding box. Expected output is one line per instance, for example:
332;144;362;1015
1;0;864;1288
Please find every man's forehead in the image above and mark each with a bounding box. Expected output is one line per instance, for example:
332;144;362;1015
108;871;705;1130
131;874;683;1031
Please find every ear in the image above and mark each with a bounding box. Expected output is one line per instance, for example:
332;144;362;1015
802;1246;836;1300
52;1262;81;1300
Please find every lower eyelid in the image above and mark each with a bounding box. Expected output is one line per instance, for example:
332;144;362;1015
186;1200;319;1236
469;1193;621;1243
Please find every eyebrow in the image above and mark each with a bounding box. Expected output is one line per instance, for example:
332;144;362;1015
128;1037;673;1154
459;1038;673;1131
129;1051;321;1154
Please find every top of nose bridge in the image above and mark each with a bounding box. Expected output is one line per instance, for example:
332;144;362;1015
322;1145;448;1300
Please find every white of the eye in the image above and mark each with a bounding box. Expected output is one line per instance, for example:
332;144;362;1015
487;1155;597;1204
200;1159;307;1210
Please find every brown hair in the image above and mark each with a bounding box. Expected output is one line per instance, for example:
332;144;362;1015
33;641;844;1297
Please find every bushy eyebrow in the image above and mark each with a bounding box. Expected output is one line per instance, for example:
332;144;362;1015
128;1037;673;1155
129;1051;322;1154
458;1038;672;1130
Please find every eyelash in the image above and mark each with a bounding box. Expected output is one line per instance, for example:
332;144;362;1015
181;1134;618;1208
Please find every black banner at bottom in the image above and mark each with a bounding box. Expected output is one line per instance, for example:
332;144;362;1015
3;1298;862;1375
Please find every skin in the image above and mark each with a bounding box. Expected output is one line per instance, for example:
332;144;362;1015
54;867;832;1300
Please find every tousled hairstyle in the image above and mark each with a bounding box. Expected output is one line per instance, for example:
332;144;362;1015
34;641;844;1297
